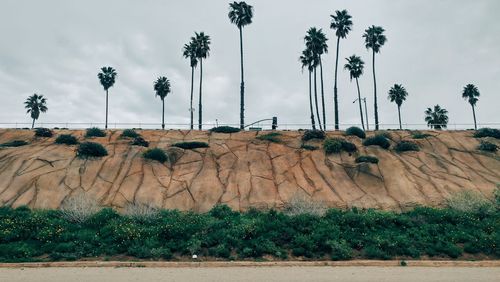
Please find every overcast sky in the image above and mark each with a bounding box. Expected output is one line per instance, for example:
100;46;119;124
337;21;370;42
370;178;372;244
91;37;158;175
0;0;499;129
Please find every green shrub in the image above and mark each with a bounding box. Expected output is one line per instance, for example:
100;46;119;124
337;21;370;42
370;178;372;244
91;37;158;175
143;148;168;163
412;132;432;139
120;129;140;138
478;141;498;152
355;155;379;164
446;190;494;213
363;135;391;149
34;128;53;137
172;141;209;150
328;240;353;260
85;127;106;138
394;141;419;152
323;138;342;154
0;140;28;147
345;126;366;139
77;142;108;158
257;132;281;143
300;144;318;151
474;128;500;139
302;130;326;141
131;136;149;147
210;126;240;133
340;140;357;153
55;134;78;145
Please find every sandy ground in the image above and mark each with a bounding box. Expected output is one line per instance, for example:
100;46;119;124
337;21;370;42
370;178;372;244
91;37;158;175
0;266;499;282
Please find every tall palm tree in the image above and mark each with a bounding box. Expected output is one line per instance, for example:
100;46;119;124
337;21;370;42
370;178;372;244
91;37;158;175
228;1;254;130
192;32;211;130
388;84;408;130
97;66;117;129
462;84;480;130
425;105;449;130
363;26;386;130
183;40;198;130
344;55;365;130
154;76;171;130
330;9;353;131
300;48;317;130
305;27;328;130
24;94;48;129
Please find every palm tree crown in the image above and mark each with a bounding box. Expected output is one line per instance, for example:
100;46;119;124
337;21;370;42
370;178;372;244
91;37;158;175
25;94;48;121
344;55;364;80
330;10;353;39
363;25;387;53
305;27;328;56
192;32;211;59
388;84;408;107
228;1;253;28
462;84;480;106
154;77;171;100
425;105;449;130
97;67;117;90
182;41;198;68
300;48;318;72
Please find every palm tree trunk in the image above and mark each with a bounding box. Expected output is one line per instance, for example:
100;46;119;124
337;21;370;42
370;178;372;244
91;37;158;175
398;105;402;130
372;50;379;130
308;70;316;130
364;99;369;131
105;89;109;129
472;104;477;130
355;78;365;130
239;27;245;130
319;56;326;130
190;66;195;130
333;36;340;131
162;99;165;130
31;118;35;129
313;67;323;131
198;59;203;130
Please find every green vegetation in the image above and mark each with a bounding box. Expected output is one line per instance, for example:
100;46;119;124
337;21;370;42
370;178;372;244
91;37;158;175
394;141;419;152
120;129;140;139
323;138;356;154
131;136;149;147
192;32;211;130
98;66;117;129
143;148;168;163
446;190;495;213
388;84;408;130
478;141;498;152
300;144;319;151
55;134;78;145
85;127;106;138
257;132;281;143
362;135;390;149
34;128;53;137
355;155;379;164
474;128;500;139
172;141;209;150
153;77;171;130
77;142;108;158
0;204;497;262
182;40;198;130
24;94;48;129
462;84;480;130
0;140;28;148
345;126;366;139
210;126;240;133
425;105;449;130
302;129;326;141
344;56;366;130
411;132;432;139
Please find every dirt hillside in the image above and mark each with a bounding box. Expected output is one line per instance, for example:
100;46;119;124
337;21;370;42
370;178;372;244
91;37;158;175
0;129;498;211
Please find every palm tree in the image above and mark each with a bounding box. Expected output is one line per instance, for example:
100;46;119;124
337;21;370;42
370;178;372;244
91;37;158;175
330;9;353;131
228;1;254;130
305;27;328;130
24;94;48;129
154;77;171;130
191;32;211;130
97;66;117;129
363;26;386;130
183;40;198;130
387;84;408;130
425;105;449;130
300;48;317;130
344;55;365;130
462;84;480;130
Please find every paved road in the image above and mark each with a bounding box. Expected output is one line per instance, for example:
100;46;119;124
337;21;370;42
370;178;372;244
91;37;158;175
1;266;499;282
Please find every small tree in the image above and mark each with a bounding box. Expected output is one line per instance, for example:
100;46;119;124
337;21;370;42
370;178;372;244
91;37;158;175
387;84;408;129
344;55;365;130
24;94;48;129
97;66;117;129
153;76;171;130
425;105;449;130
462;84;480;130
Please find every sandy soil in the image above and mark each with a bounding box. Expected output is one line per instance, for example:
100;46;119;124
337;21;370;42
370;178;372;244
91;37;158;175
0;266;499;282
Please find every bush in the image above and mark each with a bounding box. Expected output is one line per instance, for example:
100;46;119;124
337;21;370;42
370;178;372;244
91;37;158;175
143;148;168;163
328;240;353;260
300;144;318;151
345;126;366;139
478;141;498;152
120;129;140;139
77;142;108;158
323;138;343;154
394;141;419;152
34;128;53;137
124;203;159;222
60;194;100;223
55;134;78;145
412;132;432;139
131;136;149;147
340;140;357;153
446;190;494;213
210;126;240;133
172;141;209;150
363;135;391;149
257;132;281;143
0;140;28;147
355;155;379;164
85;127;106;138
302;130;326;141
283;194;327;216
474;128;500;139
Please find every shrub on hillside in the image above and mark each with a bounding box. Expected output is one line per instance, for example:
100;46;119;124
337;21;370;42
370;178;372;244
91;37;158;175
411;131;432;139
345;126;366;139
34;128;53;137
120;129;140;138
283;194;327;216
209;126;240;133
143;148;168;163
340;140;357;153
77;142;108;158
132;136;149;147
473;128;500;139
362;135;391;149
478;141;498;152
323;138;342;154
394;141;419;152
302;130;326;141
124;203;159;222
60;194;100;223
172;141;209;150
55;134;78;145
85;127;106;138
355;155;379;164
257;132;281;143
446;190;494;213
0;140;28;147
300;144;318;151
